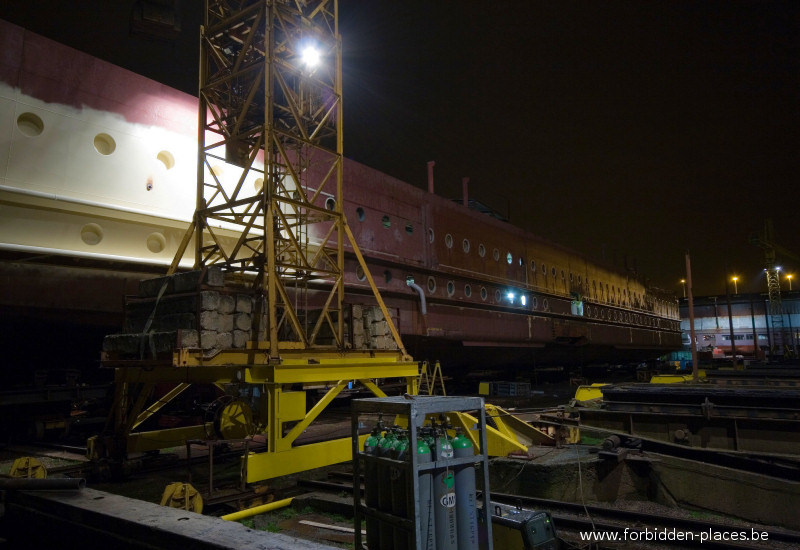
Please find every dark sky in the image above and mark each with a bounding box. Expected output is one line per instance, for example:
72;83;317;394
2;1;798;297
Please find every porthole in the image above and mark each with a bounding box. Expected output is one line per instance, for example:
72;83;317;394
532;296;538;310
551;267;557;277
157;150;175;170
325;197;336;211
530;260;536;272
519;257;524;267
569;273;574;283
561;270;565;280
382;215;391;228
445;234;453;249
17;112;44;137
462;239;470;253
447;281;455;297
493;248;500;262
356;207;365;221
464;284;472;298
542;298;549;311
427;276;437;294
146;232;167;253
254;177;264;193
577;275;582;285
93;133;116;155
478;244;486;257
80;223;104;246
495;289;502;303
405;223;413;234
428;228;434;243
384;270;392;283
506;252;513;265
356;265;366;281
601;309;606;320
480;287;487;301
541;264;547;274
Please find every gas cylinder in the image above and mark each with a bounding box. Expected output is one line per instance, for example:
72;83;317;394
452;429;478;550
434;430;458;550
416;430;436;550
377;428;398;549
391;431;410;515
390;431;410;549
363;427;381;550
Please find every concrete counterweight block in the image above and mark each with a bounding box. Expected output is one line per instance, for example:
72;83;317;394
218;294;235;314
216;331;233;349
234;313;252;332
199;311;219;331
235;294;252;314
232;330;249;348
218;314;234;333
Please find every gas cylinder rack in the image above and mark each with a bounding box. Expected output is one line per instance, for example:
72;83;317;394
351;395;493;550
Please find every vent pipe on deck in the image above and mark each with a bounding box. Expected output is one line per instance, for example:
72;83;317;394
462;177;469;207
427;161;436;194
407;278;427;315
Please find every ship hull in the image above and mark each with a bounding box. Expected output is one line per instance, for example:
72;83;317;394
0;19;681;378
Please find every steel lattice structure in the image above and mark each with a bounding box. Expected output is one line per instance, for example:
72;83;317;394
183;0;345;357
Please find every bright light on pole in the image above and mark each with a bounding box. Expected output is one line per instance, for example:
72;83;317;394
301;45;321;68
788;274;794;291
680;279;686;298
732;276;738;294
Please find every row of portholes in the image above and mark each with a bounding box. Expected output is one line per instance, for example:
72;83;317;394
16;111;176;173
585;305;672;329
80;223;168;253
433;229;645;306
428;276;549;309
353;208;415;235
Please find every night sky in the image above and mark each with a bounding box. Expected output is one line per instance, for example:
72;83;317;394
2;1;797;297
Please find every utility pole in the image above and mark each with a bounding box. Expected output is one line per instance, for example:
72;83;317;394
685;252;698;382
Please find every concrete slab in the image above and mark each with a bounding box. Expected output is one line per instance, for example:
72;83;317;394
3;487;338;549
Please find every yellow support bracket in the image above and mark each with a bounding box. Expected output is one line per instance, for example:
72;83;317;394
276;381;348;451
447;411;527;456
132;383;191;430
246;435;368;482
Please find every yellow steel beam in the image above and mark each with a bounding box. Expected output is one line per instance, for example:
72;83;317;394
174;347;408;367
343;221;409;358
132;383;191;430
245;435;368;482
358;379;387;398
448;411;528;456
277;381;347;451
484;405;554;447
127;424;212;454
246;360;418;385
125;382;155;433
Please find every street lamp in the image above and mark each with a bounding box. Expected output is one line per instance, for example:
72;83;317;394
732;276;738;294
788;274;793;291
680;279;686;298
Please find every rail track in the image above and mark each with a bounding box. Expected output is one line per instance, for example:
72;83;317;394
299;474;800;550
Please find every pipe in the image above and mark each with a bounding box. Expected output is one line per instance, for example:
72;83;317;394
0;477;86;491
427;161;435;194
406;280;427;315
221;497;293;521
462;177;469;207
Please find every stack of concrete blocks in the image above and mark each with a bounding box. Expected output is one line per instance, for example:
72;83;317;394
350;304;399;350
102;267;256;357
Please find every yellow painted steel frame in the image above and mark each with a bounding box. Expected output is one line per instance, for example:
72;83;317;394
91;349;418;483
